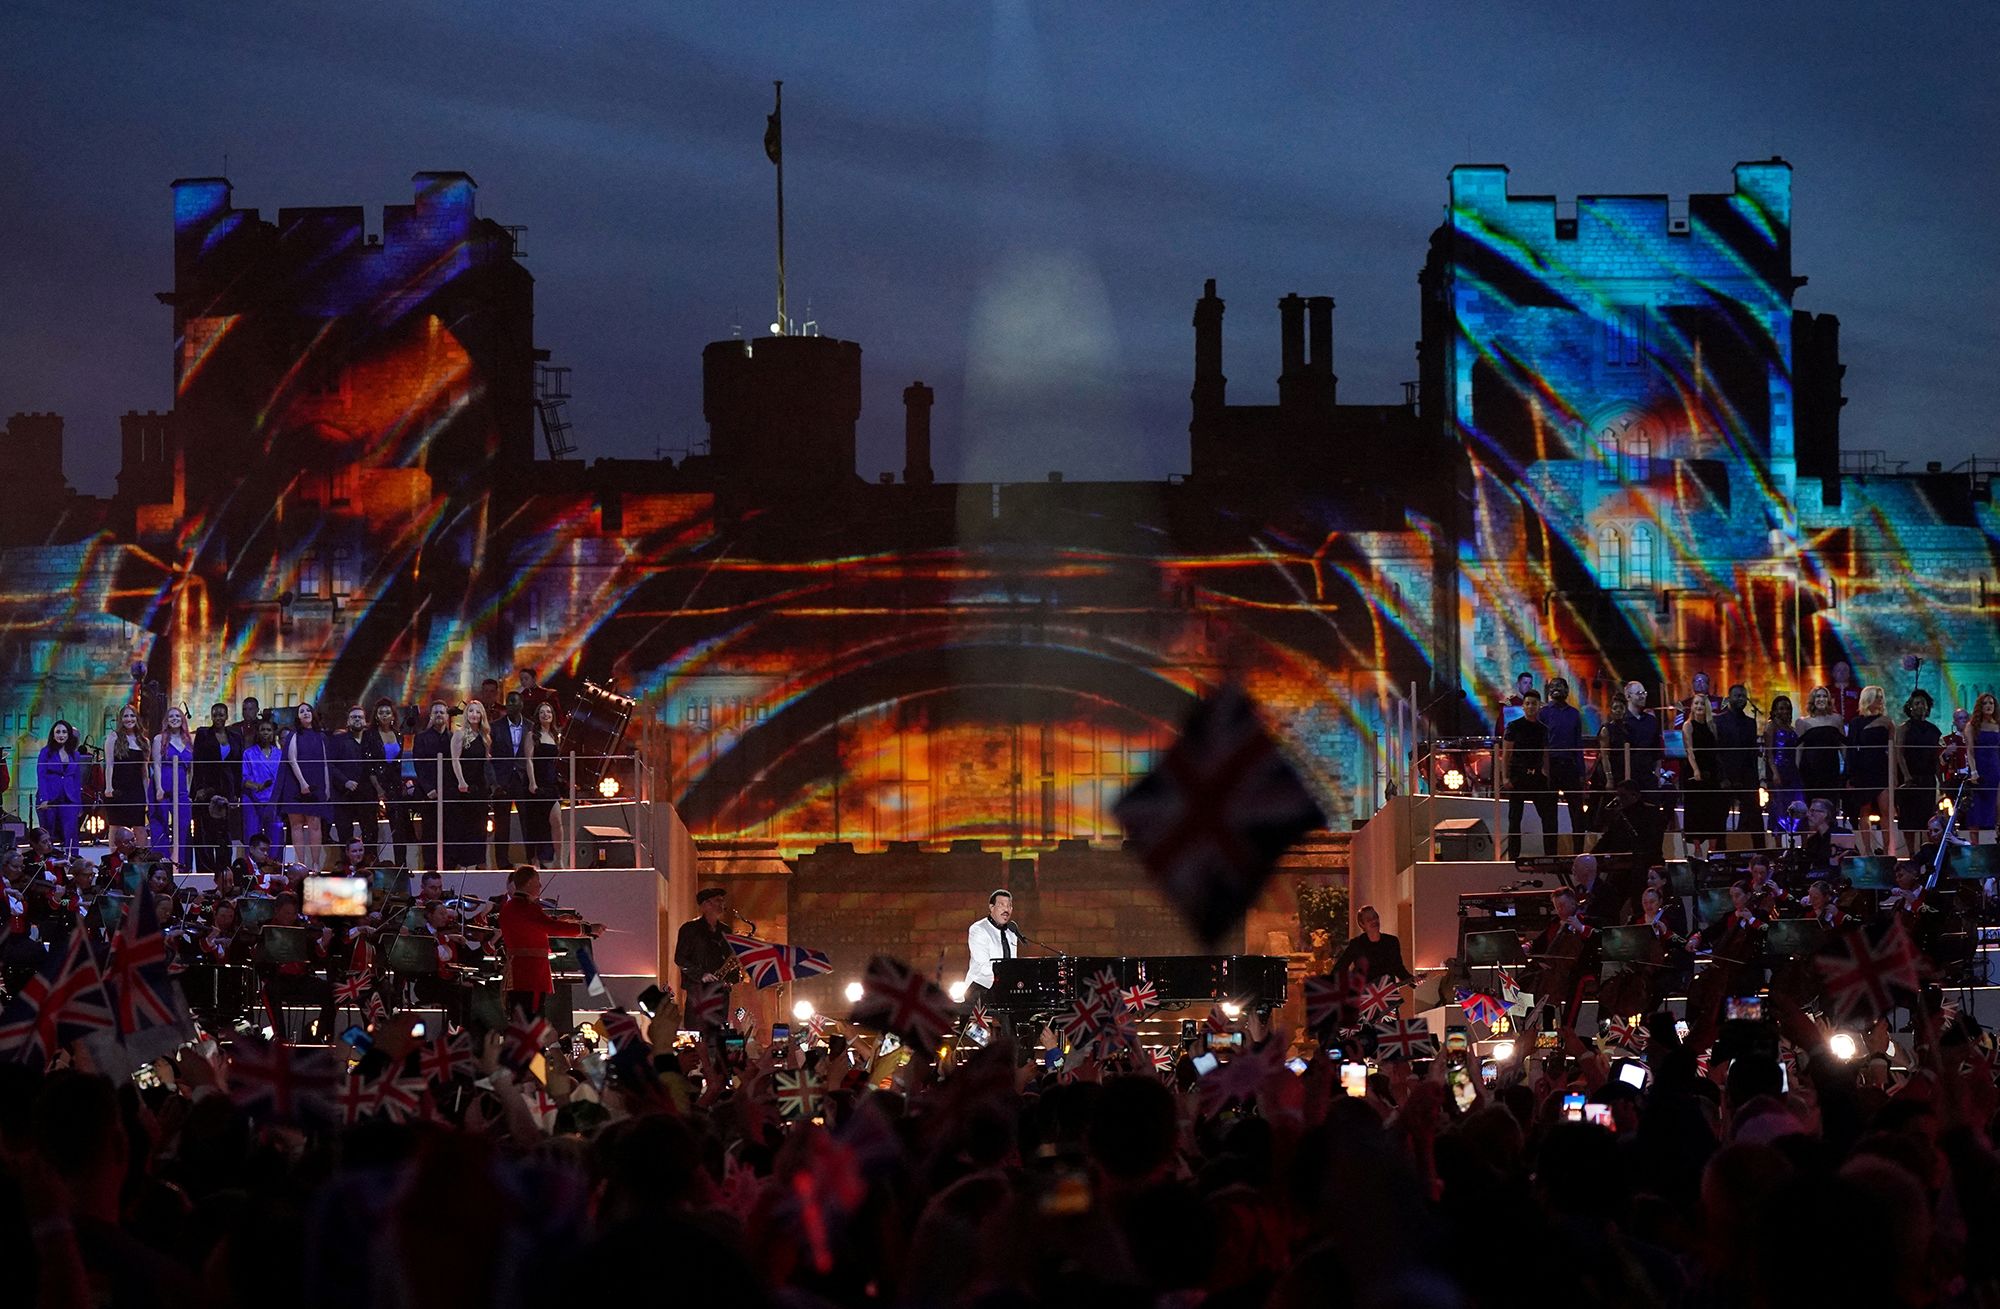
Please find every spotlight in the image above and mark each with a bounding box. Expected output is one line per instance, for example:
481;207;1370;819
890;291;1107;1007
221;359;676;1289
1758;787;1770;806
948;980;969;1003
844;981;865;1004
1220;1000;1242;1019
1491;1040;1516;1062
599;776;620;798
1829;1032;1858;1061
1442;768;1466;792
792;1000;815;1022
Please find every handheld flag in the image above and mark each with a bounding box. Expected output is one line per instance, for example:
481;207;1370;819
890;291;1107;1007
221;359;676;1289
1457;989;1506;1029
1815;915;1923;1022
725;933;835;989
0;932;114;1067
1372;1015;1436;1062
1113;685;1324;943
502;1014;556;1074
848;955;954;1051
229;1036;339;1122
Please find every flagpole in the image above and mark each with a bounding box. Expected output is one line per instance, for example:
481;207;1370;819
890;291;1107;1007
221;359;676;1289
773;80;786;335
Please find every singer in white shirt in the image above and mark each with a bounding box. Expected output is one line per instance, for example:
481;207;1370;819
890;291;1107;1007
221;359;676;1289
964;888;1022;996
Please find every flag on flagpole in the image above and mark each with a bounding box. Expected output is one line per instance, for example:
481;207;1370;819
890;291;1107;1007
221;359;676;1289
764;91;782;165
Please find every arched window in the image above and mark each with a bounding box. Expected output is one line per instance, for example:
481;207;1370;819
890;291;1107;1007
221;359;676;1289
1599;428;1620;483
1629;523;1655;590
1623;425;1652;481
1597;527;1624;588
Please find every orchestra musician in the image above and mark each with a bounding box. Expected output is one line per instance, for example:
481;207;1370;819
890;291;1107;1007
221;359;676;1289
1592;779;1667;874
497;863;601;1019
675;887;737;994
1567;853;1623;927
1743;855;1792;919
257;891;335;1040
1796;798;1844;879
1525;888;1597;1029
1806;879;1848;931
963;888;1024;1007
1332;904;1414;986
1687;881;1765;997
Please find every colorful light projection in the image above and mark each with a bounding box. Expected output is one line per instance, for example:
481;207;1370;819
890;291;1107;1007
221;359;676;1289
1;163;1995;853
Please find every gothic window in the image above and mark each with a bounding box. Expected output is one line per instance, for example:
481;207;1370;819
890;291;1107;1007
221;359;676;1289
1597;527;1623;588
1605;307;1645;366
1623;426;1652;481
1629;523;1656;590
1599;429;1620;483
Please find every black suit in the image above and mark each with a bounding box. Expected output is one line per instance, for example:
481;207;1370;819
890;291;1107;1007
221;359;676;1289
489;718;531;862
410;726;451;867
326;731;370;845
1332;932;1413;985
191;724;244;872
674;917;734;992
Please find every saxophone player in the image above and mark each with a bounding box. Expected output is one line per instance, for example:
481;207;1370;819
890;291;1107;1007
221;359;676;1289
674;886;738;996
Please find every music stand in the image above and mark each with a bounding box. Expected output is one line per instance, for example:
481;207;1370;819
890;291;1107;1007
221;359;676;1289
1840;855;1898;890
382;932;440;976
238;894;277;929
1463;930;1528;966
1763;919;1824;958
1596;926;1657;964
1695;888;1736;927
259;925;314;966
1662;861;1699;898
369;867;410;905
114;862;147;894
1945;845;2000;881
96;893;130;933
547;936;593;978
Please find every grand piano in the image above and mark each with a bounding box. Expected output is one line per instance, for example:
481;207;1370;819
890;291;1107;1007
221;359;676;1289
987;954;1289;1015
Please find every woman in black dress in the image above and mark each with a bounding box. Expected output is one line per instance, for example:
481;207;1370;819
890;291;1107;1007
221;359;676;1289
100;703;151;834
1680;693;1726;859
446;699;493;868
1846;685;1897;856
521;699;565;867
1893;689;1942;854
1794;686;1847;812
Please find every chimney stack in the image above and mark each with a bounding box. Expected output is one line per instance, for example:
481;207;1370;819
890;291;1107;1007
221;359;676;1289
1307;295;1335;387
1277;292;1307;410
902;380;935;487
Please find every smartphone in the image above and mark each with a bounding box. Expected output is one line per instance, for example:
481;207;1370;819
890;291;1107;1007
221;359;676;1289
1562;1092;1586;1123
411;1021;427;1039
963;1021;991;1048
1285;1056;1309;1076
1178;1018;1199;1045
771;1023;791;1044
1726;996;1764;1022
1583;1102;1614;1128
1445;1027;1468;1054
1617;1059;1649;1090
1674;1020;1690;1040
1447;1063;1476;1110
1480;1059;1498;1085
1191;1052;1220;1076
1043;1047;1061;1071
340;1024;372;1051
1780;1064;1790;1093
132;1063;163;1090
1535;1029;1561;1051
1340;1061;1367;1098
1206;1030;1244;1052
723;1034;748;1068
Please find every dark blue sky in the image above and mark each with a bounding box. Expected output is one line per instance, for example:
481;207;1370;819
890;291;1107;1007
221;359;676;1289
4;1;1993;495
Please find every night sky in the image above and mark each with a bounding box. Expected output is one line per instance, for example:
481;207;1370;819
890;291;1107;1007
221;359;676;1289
4;1;1994;496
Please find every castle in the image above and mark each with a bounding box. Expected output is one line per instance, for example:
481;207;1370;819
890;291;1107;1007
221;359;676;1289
1;160;1994;859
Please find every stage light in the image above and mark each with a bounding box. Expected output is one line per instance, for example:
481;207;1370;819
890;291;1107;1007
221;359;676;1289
792;1000;815;1022
844;981;865;1004
1829;1032;1858;1061
948;980;969;1003
1442;768;1466;792
1758;787;1770;806
598;776;620;798
769;322;783;334
1220;1000;1242;1019
1492;1040;1516;1062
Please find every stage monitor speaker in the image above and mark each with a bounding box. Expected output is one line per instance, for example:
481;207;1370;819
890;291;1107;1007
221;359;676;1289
579;823;637;869
1433;818;1492;862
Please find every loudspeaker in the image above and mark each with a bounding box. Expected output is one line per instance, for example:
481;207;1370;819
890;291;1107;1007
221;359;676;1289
1433;818;1493;861
578;823;637;869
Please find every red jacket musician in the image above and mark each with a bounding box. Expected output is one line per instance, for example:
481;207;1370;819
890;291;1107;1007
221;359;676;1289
496;864;602;1019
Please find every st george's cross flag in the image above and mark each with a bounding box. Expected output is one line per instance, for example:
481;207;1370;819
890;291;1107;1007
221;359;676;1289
725;933;835;989
1114;685;1324;943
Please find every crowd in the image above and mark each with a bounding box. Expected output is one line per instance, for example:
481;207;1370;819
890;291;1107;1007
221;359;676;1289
2;982;1998;1308
1495;662;2000;862
23;667;573;872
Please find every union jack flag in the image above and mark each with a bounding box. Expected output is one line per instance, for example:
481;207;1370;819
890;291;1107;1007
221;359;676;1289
965;1002;990;1036
805;1012;832;1044
1086;968;1124;1010
1499;968;1532;1017
1113;685;1326;943
1304;970;1356;1034
723;933;835;989
502;1014;556;1073
418;1032;476;1086
1121;981;1160;1014
364;992;388;1027
339;1072;373;1126
1604;1014;1648;1053
849;955;955;1051
683;979;731;1031
1355;975;1400;1022
371;1073;427;1124
775;1069;821;1121
1457;989;1506;1029
104;882;187;1037
597;1007;646;1052
1205;1003;1235;1035
0;932;114;1067
1198;1040;1284;1112
1140;1045;1174;1076
229;1036;339;1122
332;972;371;1006
1371;1015;1436;1062
1816;915;1923;1022
1059;996;1110;1049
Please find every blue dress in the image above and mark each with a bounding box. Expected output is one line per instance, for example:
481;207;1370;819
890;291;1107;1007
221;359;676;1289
151;736;195;850
1767;723;1804;831
1970;727;2000;830
273;728;333;824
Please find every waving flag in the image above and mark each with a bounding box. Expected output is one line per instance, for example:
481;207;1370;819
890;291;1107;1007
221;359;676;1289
418;1032;476;1086
1114;685;1325;943
502;1014;556;1074
1121;981;1160;1014
1086;968;1124;1010
1816;916;1923;1022
725;934;835;989
1372;1016;1436;1062
104;882;186;1036
597;1007;646;1053
805;1012;832;1045
1059;996;1108;1049
0;932;114;1067
1457;989;1506;1028
848;955;955;1051
371;1073;427;1124
339;1072;373;1126
775;1069;822;1121
1198;1041;1285;1112
1498;968;1532;1017
229;1036;339;1122
332;972;371;1007
1604;1014;1648;1053
1355;975;1400;1021
684;979;731;1031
